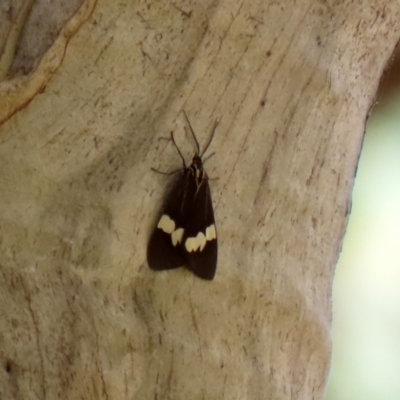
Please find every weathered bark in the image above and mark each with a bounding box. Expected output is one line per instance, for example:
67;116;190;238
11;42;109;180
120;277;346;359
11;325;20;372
0;1;398;399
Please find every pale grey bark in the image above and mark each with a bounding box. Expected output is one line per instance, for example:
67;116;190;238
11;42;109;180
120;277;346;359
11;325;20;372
0;1;399;399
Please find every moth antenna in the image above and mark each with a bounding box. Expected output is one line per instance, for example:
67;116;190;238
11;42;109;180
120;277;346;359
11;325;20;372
201;118;219;157
183;110;200;155
170;131;186;169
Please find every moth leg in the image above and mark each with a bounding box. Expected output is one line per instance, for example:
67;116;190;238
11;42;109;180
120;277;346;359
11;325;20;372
151;167;182;175
202;152;215;164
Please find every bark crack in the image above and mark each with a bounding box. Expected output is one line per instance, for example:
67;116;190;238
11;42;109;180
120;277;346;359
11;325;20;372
21;276;47;399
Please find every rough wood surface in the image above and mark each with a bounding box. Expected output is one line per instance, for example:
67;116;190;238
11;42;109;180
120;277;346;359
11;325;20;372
0;0;399;399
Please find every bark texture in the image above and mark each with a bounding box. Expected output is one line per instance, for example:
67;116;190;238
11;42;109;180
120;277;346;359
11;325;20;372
0;0;399;399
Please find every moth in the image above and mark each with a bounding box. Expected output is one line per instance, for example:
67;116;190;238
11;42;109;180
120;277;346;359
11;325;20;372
147;112;218;280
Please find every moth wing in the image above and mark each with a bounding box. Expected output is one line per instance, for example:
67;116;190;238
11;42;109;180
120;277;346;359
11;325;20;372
147;171;196;271
183;179;217;280
147;228;185;271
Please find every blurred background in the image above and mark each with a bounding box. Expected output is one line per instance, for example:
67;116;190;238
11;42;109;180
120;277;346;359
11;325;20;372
325;47;400;399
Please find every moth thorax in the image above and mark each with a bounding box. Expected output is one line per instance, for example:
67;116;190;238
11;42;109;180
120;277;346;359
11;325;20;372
190;163;203;179
189;155;203;178
192;154;203;167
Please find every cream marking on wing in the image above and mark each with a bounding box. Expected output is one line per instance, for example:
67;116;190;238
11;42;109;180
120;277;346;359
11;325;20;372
185;232;206;252
206;224;216;241
158;215;185;246
185;224;217;252
157;215;175;234
172;228;184;246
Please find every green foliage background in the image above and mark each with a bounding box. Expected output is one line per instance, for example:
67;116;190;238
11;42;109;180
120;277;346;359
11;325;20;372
326;95;400;399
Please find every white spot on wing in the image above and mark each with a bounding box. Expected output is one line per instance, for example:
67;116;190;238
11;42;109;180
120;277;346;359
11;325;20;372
185;224;217;252
185;232;206;252
172;228;184;246
157;215;185;246
157;215;175;234
206;224;216;241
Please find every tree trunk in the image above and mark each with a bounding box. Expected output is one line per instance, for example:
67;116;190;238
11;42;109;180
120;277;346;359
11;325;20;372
0;1;398;399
